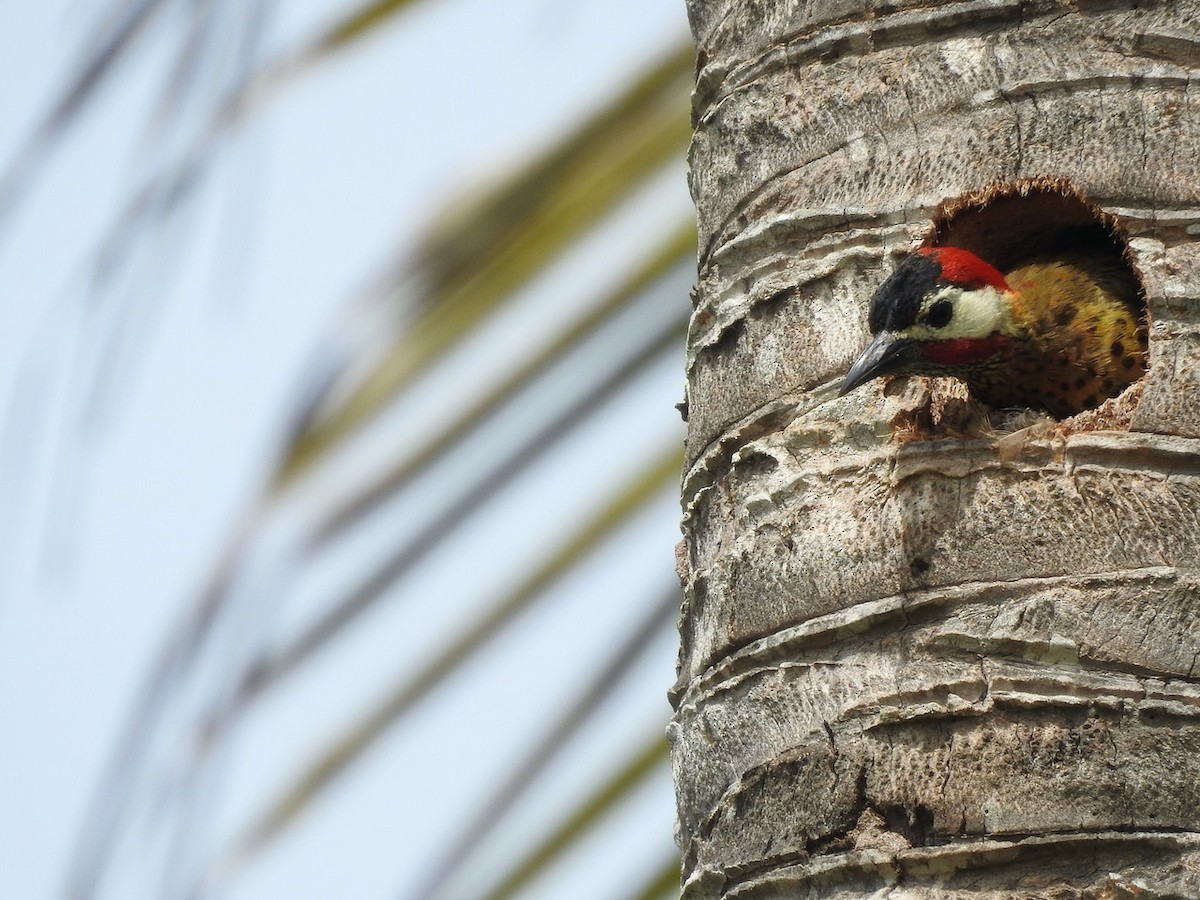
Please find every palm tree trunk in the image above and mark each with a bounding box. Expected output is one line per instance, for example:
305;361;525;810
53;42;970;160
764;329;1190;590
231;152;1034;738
673;2;1200;896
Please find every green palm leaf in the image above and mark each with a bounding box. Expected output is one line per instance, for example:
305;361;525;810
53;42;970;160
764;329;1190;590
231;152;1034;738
278;43;695;481
19;4;695;899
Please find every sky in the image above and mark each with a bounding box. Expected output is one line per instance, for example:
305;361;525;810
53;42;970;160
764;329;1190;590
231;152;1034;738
0;2;692;898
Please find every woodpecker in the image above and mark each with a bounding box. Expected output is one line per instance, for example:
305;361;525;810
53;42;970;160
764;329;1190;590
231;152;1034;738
839;246;1148;418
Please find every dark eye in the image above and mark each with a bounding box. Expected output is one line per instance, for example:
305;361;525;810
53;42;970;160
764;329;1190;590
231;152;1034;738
926;299;954;329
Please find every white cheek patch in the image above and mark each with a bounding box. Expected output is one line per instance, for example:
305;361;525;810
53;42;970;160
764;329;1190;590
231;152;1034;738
903;285;1011;341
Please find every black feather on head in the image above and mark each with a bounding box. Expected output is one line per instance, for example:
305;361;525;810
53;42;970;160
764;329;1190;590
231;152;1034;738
867;252;941;334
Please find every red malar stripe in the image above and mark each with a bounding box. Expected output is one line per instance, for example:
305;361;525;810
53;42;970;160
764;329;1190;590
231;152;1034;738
921;333;1011;366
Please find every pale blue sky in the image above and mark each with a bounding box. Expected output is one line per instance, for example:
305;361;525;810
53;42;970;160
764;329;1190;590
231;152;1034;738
0;2;692;898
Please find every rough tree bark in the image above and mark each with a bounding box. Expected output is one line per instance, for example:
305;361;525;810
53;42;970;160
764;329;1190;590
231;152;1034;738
671;2;1200;897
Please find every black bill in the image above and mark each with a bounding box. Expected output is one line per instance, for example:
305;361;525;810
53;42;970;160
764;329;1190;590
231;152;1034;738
839;332;920;396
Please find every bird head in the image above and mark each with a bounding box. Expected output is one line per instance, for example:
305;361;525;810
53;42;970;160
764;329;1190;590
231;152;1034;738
840;246;1019;396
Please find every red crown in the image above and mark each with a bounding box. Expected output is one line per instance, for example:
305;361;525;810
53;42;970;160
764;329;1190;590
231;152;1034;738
919;246;1010;292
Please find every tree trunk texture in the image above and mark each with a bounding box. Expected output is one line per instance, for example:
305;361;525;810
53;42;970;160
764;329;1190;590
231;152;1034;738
672;2;1200;898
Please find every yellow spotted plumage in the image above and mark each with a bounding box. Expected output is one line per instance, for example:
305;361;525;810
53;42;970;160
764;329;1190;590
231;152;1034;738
973;255;1147;417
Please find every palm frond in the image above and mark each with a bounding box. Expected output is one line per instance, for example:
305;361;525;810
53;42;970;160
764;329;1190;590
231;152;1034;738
30;6;695;899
